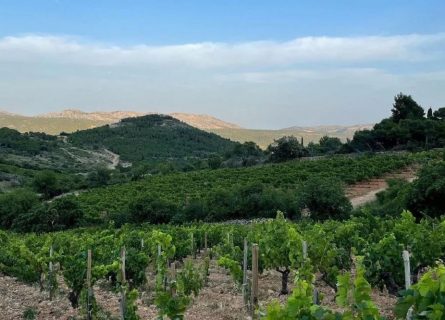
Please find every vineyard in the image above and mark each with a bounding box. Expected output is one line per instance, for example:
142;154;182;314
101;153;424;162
75;151;433;222
1;210;445;319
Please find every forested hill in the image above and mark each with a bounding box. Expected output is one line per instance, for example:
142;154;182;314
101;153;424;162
68;114;238;162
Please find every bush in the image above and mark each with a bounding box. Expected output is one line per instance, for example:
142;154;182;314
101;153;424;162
0;189;39;228
128;195;177;224
12;196;84;232
32;170;61;199
408;161;445;218
299;177;352;220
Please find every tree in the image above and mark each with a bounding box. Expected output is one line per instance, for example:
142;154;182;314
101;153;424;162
32;170;60;199
318;136;343;154
408;161;445;218
128;195;176;224
13;196;84;232
299;177;352;220
391;93;424;123
433;107;445;120
87;167;111;187
427;107;434;119
0;189;39;228
267;136;308;162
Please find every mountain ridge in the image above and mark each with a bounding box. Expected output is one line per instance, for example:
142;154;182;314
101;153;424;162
36;109;241;130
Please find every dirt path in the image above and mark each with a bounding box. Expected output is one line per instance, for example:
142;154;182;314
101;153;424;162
347;166;418;208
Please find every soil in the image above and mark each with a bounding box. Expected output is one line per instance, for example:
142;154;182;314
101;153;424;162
0;259;398;320
347;165;418;208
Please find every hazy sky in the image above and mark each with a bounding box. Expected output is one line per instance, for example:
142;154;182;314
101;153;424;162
0;0;444;129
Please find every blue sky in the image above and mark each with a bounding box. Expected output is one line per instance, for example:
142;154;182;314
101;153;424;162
0;0;444;128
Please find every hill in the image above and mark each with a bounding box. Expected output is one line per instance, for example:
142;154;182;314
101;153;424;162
0;111;109;134
67;114;238;163
0;109;241;134
1;110;370;148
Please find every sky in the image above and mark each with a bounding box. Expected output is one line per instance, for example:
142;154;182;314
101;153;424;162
0;0;444;129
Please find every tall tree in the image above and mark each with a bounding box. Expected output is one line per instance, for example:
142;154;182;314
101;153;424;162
427;107;434;119
391;93;424;123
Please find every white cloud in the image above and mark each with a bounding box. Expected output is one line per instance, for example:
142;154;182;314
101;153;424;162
0;33;444;128
0;33;444;68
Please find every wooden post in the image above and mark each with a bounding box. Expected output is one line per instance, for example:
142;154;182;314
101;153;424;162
119;247;126;320
242;238;249;308
170;262;177;295
87;249;93;320
402;250;411;289
141;238;144;249
157;244;162;257
313;288;319;305
49;245;54;301
191;233;195;259
302;240;308;261
204;232;208;253
251;244;259;319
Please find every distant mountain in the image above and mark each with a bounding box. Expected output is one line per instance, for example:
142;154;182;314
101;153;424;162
40;109;146;122
36;109;241;130
282;124;373;133
209;124;374;149
1;109;371;149
0;111;110;134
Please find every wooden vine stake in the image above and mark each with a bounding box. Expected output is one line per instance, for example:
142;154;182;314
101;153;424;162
250;244;259;319
302;240;308;260
191;233;196;259
402;250;411;289
119;246;126;320
49;245;54;301
402;250;413;320
242;238;249;308
170;262;177;296
204;232;208;254
87;249;93;320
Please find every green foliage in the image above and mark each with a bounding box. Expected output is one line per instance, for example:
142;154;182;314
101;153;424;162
300;177;352;220
12;196;84;232
218;256;243;285
22;307;37;320
75;152;418;223
336;256;381;319
68;114;237;164
0;189;39;228
266;258;382;320
307;136;343;156
395;264;445;320
391;93;425;123
127;195;177;225
254;211;304;294
32;170;61;199
267;136;308;162
0;128;57;155
349;94;445;152
408;161;445;218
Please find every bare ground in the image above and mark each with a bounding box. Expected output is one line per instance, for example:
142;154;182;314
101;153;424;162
347;165;418;208
0;258;398;320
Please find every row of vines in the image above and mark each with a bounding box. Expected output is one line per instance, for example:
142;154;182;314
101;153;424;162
1;209;445;319
75;151;435;220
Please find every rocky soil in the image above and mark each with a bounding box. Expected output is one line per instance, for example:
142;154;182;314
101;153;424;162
0;258;398;320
